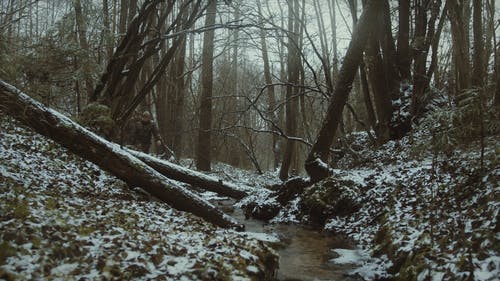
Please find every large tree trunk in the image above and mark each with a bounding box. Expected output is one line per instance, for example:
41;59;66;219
0;80;243;230
305;0;380;182
447;0;471;92
426;3;448;89
127;149;248;199
196;0;216;171
397;0;411;81
366;32;392;143
471;0;484;88
256;0;279;170
74;0;95;100
495;43;500;107
279;0;300;181
348;0;377;129
102;0;114;61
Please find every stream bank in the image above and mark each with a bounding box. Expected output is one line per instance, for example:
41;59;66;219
215;198;365;281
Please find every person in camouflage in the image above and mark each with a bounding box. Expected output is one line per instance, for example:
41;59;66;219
133;111;162;153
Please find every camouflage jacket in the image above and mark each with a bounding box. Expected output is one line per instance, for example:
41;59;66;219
133;120;160;145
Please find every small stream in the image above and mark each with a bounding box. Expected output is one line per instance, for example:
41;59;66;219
216;199;363;281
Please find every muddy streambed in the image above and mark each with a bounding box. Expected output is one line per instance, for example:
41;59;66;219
215;199;363;281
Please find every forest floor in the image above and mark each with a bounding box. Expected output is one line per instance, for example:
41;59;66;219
1;113;499;281
0;116;279;281
242;130;499;280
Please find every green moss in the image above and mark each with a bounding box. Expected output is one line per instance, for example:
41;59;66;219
397;246;434;281
373;223;394;258
31;235;42;249
300;177;361;225
455;253;470;273
49;242;83;261
0;241;17;264
77;225;95;236
44;197;58;210
13;200;30;219
12;185;24;195
79;103;114;137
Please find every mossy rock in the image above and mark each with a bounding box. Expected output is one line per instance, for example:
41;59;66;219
300;176;361;225
275;177;310;205
79;103;114;137
244;201;281;221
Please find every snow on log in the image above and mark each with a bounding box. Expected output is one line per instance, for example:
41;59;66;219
127;149;248;199
0;80;243;230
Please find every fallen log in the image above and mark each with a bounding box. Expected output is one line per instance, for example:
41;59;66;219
0;80;243;230
127;149;248;199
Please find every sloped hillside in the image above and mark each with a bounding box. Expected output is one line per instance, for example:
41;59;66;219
0;116;278;281
243;130;499;280
326;133;500;280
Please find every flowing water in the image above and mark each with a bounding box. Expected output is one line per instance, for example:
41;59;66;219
216;199;363;281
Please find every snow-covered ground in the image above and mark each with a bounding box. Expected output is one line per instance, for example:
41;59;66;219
333;133;499;280
249;130;499;280
0;116;278;280
1;112;498;280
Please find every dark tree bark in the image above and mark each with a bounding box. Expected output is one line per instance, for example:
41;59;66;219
102;0;114;61
172;38;187;156
348;0;376;129
256;0;280;169
0;80;243;230
305;0;381;182
471;0;484;88
495;44;500;107
128;0;138;24
397;0;411;81
426;3;448;88
196;0;216;171
363;0;398;142
279;0;300;181
411;0;429;117
118;0;128;36
380;0;400;99
447;0;471;92
127;149;248;199
92;0;203;135
411;0;442;118
158;5;188;158
359;62;376;128
74;0;95;99
365;31;392;143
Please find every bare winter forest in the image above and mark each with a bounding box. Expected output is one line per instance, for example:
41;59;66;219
0;0;499;280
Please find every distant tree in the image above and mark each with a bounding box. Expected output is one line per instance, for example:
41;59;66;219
411;0;443;118
397;0;411;81
256;0;279;169
91;0;203;139
447;0;471;92
348;0;376;130
102;0;114;61
279;0;301;181
495;43;500;107
306;0;381;182
364;3;393;143
157;1;190;158
196;0;216;171
74;0;95;100
471;0;484;88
